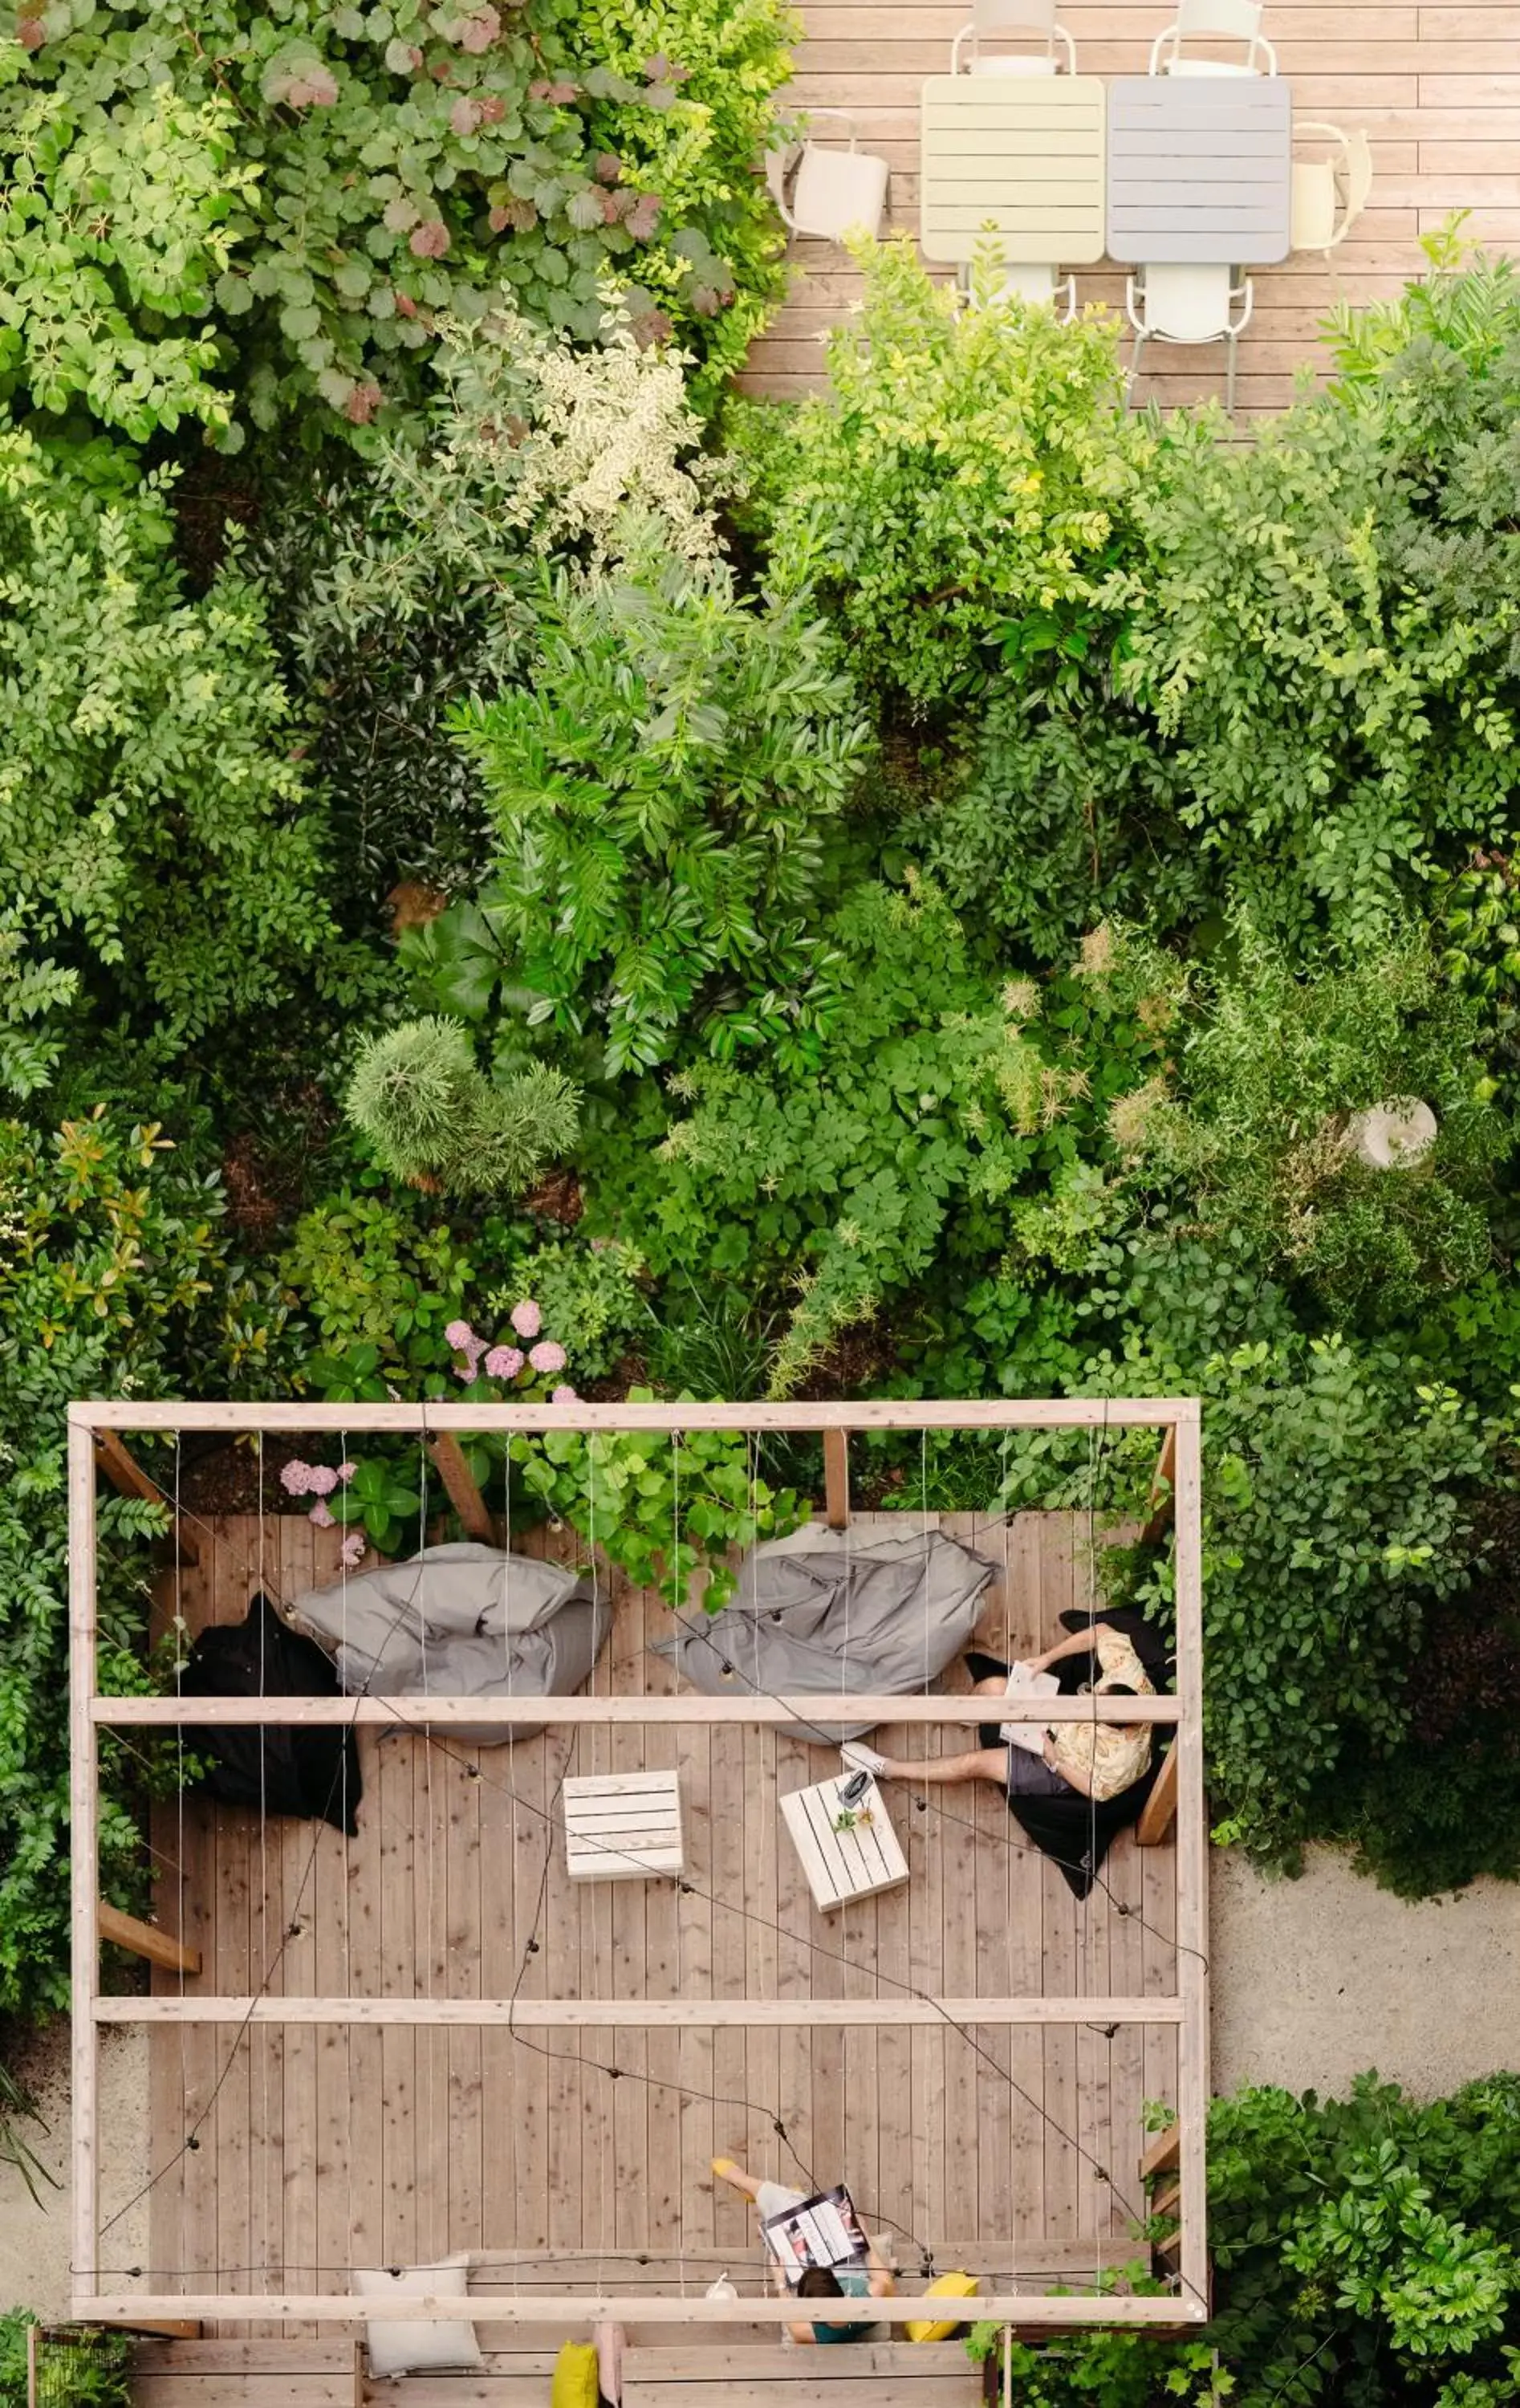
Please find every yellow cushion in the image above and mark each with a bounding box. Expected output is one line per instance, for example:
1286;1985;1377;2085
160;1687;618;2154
907;2270;979;2341
551;2340;601;2408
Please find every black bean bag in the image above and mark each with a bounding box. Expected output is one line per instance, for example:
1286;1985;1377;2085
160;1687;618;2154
176;1592;362;1834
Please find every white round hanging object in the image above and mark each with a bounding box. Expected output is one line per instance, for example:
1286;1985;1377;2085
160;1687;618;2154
1345;1097;1438;1170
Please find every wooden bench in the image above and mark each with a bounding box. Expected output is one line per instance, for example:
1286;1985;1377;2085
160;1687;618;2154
778;1773;908;1913
624;2341;981;2405
562;1770;685;1882
128;2337;362;2405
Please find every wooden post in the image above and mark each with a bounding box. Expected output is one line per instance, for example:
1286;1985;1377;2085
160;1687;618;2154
93;1431;199;1566
428;1434;495;1543
823;1427;850;1529
1172;1404;1210;2318
1135;1740;1178;1847
98;1902;201;1979
1140;1425;1177;1547
68;1416;100;2306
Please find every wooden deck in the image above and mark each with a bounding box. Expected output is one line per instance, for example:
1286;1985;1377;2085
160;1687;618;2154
134;1511;1177;2333
739;0;1520;415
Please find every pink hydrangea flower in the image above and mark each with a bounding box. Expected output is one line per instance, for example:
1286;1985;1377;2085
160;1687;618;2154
551;1384;578;1403
445;1318;477;1350
529;1339;567;1373
510;1299;542;1339
485;1344;525;1379
340;1530;366;1569
336;1462;356;1483
279;1458;315;1495
306;1464;339;1495
308;1499;335;1528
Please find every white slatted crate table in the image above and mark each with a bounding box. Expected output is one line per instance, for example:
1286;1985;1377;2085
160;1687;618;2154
778;1775;909;1914
563;1770;685;1883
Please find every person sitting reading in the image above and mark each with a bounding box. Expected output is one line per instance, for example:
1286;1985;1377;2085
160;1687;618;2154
710;2158;896;2345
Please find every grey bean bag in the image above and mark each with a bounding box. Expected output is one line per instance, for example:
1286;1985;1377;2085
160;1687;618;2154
288;1542;610;1746
653;1525;995;1743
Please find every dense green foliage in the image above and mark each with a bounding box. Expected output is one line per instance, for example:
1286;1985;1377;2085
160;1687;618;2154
969;2072;1520;2408
0;1110;229;2015
0;0;792;438
0;429;335;1064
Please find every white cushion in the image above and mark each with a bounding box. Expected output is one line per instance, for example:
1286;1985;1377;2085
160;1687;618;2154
1164;55;1257;72
354;2255;483;2381
970;51;1056;71
790;144;890;240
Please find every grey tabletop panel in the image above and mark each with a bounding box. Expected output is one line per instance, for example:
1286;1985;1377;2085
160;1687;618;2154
1106;75;1290;263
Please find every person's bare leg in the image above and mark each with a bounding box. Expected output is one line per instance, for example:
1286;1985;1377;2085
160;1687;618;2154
873;1747;1009;1786
711;2156;762;2202
970;1676;1006;1696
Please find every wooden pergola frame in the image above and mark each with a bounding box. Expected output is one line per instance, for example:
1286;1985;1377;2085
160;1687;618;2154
68;1395;1209;2333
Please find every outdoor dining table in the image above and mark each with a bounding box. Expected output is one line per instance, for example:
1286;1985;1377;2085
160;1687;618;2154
920;75;1107;266
1105;75;1292;263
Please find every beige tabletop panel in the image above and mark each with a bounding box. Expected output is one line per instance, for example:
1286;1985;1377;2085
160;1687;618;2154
920;75;1107;266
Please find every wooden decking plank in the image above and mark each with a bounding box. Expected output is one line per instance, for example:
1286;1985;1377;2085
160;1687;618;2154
675;1704;716;2249
547;1710;586;2253
378;1727;417;2269
1036;1519;1079;2247
446;1732;484;2263
613;1655;653;2256
643;1581;685;2258
278;1522;322;2312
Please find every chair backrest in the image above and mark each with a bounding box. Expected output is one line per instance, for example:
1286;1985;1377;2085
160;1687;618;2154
953;0;1075;72
1150;0;1276;75
767;112;890;242
1289;120;1372;250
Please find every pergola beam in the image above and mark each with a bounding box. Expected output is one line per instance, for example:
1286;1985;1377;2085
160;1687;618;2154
95;1994;1185;2028
71;1398;1195;1434
92;1691;1181;1727
79;2292;1209;2329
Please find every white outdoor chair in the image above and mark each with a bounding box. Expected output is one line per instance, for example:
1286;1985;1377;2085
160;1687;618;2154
763;112;890;242
960;259;1077;319
1126;261;1254;414
1290;121;1373;252
1149;0;1277;75
951;0;1077;75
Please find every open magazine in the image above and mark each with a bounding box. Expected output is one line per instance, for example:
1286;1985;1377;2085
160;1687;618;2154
760;2186;869;2287
998;1660;1060;1755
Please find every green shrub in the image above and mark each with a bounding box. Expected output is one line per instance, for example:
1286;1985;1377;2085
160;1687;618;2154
0;1108;230;2019
587;887;1179;1393
0;430;336;1064
263;298;723;912
1;0;791;439
453;547;868;1073
969;2072;1520;2408
1116;929;1506;1324
1103;1336;1488;1862
734;235;1145;706
1121;284;1520;942
346;1016;580;1195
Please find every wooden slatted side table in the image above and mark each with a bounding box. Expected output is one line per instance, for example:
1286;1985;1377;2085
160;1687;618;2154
779;1775;910;1914
563;1770;685;1882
